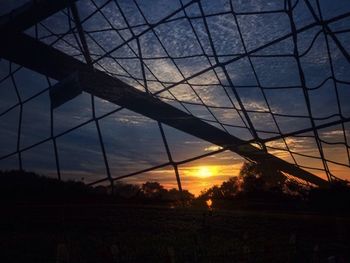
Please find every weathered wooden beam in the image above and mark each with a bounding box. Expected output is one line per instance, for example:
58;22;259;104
0;1;329;186
0;33;328;187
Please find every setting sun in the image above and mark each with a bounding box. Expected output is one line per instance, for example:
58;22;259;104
197;166;218;178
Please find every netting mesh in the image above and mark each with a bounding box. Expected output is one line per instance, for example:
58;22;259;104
1;0;350;193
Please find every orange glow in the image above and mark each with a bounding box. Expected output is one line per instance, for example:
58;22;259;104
196;166;218;178
206;198;213;209
175;163;242;196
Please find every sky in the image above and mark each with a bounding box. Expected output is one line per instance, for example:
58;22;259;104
0;0;350;195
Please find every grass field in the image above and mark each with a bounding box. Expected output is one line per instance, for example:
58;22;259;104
1;204;349;262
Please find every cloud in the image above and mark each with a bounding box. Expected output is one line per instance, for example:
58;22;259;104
245;100;269;112
320;129;347;138
204;145;223;152
3;0;349;186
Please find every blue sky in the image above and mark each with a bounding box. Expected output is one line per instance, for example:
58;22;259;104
1;0;350;194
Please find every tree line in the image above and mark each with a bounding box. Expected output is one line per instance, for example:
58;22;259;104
1;162;349;213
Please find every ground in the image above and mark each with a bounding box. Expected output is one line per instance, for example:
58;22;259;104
0;204;349;262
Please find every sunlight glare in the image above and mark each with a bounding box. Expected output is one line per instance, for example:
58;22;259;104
197;166;217;178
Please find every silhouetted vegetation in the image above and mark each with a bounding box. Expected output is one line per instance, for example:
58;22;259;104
1;165;349;213
308;179;350;213
112;180;194;205
0;170;193;206
196;162;350;214
198;162;305;201
1;168;350;261
0;170;96;203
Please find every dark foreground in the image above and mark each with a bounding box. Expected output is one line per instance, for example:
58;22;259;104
0;204;349;263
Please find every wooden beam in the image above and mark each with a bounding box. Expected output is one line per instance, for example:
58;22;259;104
0;33;328;187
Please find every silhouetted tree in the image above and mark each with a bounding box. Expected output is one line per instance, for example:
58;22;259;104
198;178;239;201
220;177;240;199
198;185;222;200
239;161;286;194
284;178;310;198
165;188;194;201
114;182;141;199
308;179;350;213
0;170;96;203
141;181;167;199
